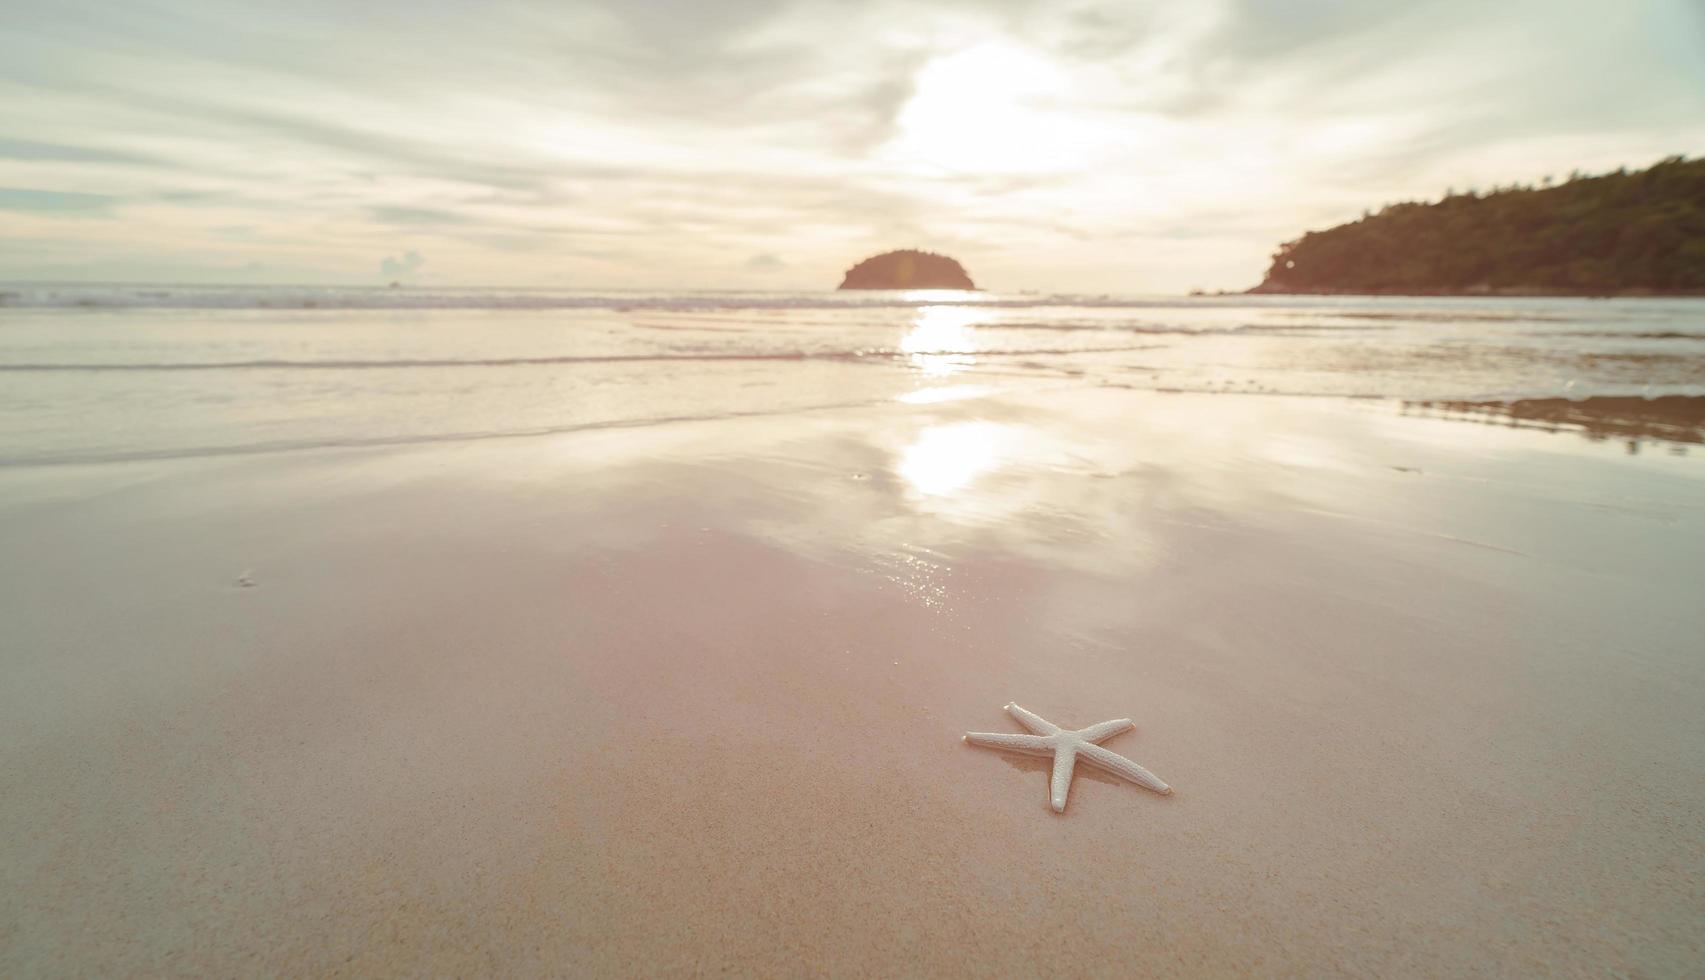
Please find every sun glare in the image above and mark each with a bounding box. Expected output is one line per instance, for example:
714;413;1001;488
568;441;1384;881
891;43;1080;172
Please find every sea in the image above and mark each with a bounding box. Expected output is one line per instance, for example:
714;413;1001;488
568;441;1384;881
2;283;1702;466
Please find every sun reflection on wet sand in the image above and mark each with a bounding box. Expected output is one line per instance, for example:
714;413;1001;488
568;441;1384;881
895;384;995;405
897;421;1010;496
900;306;982;377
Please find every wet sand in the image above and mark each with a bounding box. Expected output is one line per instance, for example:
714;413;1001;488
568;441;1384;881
2;387;1702;976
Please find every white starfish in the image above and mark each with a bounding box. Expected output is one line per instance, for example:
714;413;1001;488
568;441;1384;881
964;702;1172;812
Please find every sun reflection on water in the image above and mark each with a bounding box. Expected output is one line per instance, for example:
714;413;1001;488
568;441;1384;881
900;306;982;377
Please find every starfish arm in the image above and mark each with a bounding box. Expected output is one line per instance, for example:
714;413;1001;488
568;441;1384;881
963;731;1053;755
1004;703;1063;736
1050;746;1078;812
1074;718;1135;743
1078;742;1172;795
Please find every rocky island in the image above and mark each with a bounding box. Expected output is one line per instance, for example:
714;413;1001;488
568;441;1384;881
837;249;976;290
1251;155;1705;296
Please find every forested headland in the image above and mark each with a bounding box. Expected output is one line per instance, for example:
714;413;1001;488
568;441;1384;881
1251;156;1705;296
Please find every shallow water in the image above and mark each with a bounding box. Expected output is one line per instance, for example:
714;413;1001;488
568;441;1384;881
2;286;1702;464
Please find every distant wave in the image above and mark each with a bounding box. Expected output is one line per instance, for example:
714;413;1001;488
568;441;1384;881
1540;330;1705;341
985;320;1396;335
0;285;1231;312
633;316;1393;336
6;285;1702;317
0;344;1162;372
1294;310;1577;323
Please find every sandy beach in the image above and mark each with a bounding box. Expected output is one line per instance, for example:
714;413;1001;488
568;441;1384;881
3;375;1701;976
7;0;1705;970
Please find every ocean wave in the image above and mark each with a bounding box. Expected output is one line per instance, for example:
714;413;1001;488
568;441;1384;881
0;344;1162;372
0;399;891;467
0;284;1240;312
1539;330;1705;341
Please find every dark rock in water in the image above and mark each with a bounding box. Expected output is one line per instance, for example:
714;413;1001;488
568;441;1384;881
838;250;975;290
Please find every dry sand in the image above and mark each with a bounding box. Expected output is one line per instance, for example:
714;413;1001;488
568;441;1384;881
2;387;1702;976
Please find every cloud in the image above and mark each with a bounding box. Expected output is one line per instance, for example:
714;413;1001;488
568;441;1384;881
0;0;1700;290
371;206;471;225
0;187;118;212
380;249;426;280
0;137;154;165
744;253;786;272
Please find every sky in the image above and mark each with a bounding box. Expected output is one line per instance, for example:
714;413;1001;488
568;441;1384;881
3;0;1703;293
